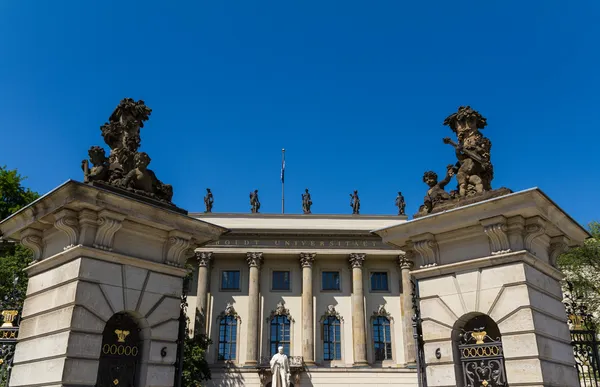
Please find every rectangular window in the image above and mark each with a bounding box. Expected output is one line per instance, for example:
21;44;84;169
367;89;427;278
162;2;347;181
370;272;389;291
221;270;240;290
322;271;340;291
272;271;291;291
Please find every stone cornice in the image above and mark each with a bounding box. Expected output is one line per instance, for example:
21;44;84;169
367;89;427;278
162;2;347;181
0;180;228;246
23;244;188;278
373;188;589;248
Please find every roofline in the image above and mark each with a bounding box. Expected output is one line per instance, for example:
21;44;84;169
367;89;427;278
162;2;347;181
190;212;409;220
371;187;591;238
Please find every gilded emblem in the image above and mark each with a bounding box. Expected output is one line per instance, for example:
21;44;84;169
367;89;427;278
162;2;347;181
472;330;487;345
1;310;18;328
114;329;130;343
113;379;119;385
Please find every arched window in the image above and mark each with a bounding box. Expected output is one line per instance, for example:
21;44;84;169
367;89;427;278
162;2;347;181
373;316;392;361
270;315;291;357
218;315;238;360
323;316;342;361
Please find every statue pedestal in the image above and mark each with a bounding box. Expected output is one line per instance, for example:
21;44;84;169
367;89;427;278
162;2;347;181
0;181;226;387
376;188;588;387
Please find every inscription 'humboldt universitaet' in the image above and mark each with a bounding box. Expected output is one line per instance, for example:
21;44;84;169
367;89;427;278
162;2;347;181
206;238;394;250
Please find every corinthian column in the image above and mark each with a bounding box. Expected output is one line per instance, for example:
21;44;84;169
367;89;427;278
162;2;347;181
195;251;212;336
300;253;316;366
349;253;368;366
245;252;263;366
399;252;416;365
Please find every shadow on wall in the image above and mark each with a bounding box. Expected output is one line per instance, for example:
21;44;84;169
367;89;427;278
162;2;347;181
212;364;245;387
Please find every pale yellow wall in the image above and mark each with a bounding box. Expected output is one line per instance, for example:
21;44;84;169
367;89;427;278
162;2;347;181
191;253;408;367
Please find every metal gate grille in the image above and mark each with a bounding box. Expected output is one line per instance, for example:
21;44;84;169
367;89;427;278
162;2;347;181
459;329;507;387
565;281;600;386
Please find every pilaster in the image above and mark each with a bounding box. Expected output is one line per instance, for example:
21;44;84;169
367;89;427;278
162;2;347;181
398;252;416;365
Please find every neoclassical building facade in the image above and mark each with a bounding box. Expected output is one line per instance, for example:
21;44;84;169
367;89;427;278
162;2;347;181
185;213;419;386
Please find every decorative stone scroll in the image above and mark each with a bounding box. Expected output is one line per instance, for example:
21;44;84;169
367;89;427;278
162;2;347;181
267;301;294;322
164;231;193;267
411;234;439;267
20;228;43;263
319;305;344;322
480;216;511;255
524;216;547;251
549;235;569;267
371;303;393;321
54;209;79;250
93;210;126;251
217;302;240;321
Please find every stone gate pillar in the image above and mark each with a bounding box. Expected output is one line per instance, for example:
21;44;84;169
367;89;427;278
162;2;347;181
0;181;227;387
375;189;589;387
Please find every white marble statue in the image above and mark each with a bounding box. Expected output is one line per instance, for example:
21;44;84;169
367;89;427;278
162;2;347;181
269;346;290;387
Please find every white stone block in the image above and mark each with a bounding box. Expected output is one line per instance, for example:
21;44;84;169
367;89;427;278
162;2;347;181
151;319;180;341
145;364;175;387
18;306;75;339
9;357;66;386
424;340;454;363
22;281;78;318
149;341;177;364
421;320;453;342
124;288;142;311
420;298;458;328
13;331;69;363
66;332;103;359
145;271;183;297
504;358;543;384
147;296;181;327
425;363;456;386
501;332;539;359
70;305;106;333
100;283;125;313
479;263;525;290
79;257;123;287
488;284;529;322
75;281;114;321
124;264;148;290
497;307;534;333
26;259;81;295
63;358;100;385
137;291;164;316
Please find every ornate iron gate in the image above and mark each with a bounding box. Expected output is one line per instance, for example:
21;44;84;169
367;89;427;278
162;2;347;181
411;279;427;387
0;276;22;387
0;309;19;387
458;329;507;387
564;282;600;386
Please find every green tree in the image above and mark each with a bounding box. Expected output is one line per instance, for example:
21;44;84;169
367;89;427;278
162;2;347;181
557;221;600;326
0;166;40;308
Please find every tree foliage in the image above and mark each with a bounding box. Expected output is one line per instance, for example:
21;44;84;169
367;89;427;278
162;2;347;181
182;327;212;387
557;221;600;325
0;166;40;309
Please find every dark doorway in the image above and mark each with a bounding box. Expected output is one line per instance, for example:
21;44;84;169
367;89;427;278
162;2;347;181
95;313;142;387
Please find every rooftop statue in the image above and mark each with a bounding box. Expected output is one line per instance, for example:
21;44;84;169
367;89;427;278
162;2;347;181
395;191;406;216
349;190;360;215
414;106;510;218
204;188;214;213
443;106;493;197
302;189;312;214
82;98;174;204
250;190;261;213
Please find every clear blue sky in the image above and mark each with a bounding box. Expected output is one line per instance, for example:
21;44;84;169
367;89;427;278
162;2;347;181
1;1;598;227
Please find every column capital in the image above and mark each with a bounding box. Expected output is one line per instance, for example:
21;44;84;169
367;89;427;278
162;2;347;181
398;252;414;270
196;251;213;267
300;252;316;268
246;252;264;268
349;253;366;269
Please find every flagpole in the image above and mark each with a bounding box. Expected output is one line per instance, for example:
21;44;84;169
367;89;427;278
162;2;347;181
281;148;285;214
